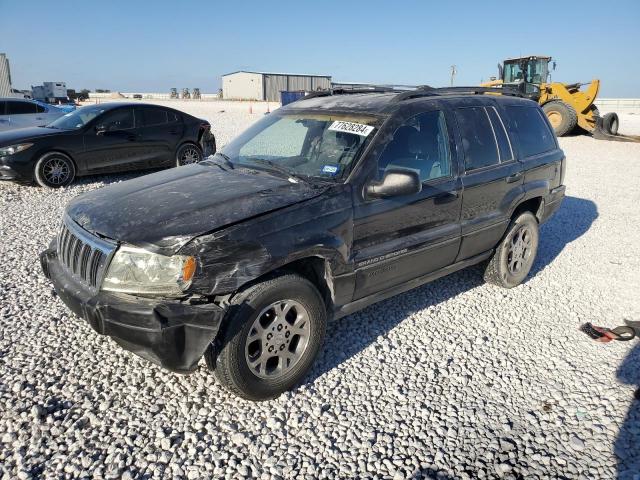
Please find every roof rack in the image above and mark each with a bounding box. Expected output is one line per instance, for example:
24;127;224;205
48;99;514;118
393;85;524;102
302;86;400;101
298;84;524;103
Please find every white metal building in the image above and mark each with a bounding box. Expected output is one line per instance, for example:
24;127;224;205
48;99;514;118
222;71;332;102
0;53;12;97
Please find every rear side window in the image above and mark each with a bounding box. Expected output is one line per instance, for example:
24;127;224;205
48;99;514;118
140;107;168;127
455;107;499;170
6;101;36;115
506;106;557;158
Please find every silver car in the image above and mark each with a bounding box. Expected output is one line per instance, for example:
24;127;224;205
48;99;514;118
0;98;67;132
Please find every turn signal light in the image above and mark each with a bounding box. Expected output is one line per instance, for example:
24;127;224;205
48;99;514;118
182;256;197;282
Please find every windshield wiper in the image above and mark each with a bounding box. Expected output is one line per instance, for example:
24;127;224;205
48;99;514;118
248;158;306;183
211;152;235;170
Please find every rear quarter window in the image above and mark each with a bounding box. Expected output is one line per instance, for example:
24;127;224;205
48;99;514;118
140;107;168;127
506;106;557;158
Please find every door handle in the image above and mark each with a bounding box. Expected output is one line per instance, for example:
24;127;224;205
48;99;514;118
506;172;523;183
433;191;459;205
126;133;141;141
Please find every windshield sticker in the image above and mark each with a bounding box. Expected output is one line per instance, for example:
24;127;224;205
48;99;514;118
321;164;340;175
328;121;374;137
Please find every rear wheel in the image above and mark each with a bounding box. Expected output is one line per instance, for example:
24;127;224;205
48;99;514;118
484;211;539;288
34;152;76;188
207;273;327;401
176;143;202;166
542;100;577;137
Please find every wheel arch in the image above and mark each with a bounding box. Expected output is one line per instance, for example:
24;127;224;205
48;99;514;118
33;149;80;182
512;196;543;222
176;140;202;154
259;256;335;311
35;149;78;169
219;255;335;313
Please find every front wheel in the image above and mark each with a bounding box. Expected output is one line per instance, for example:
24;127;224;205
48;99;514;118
34;152;76;188
207;273;327;401
175;143;202;166
484;211;539;288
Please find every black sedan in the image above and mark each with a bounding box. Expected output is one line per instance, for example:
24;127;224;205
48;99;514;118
0;102;215;187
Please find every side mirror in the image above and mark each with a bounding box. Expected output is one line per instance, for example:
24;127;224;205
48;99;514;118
95;125;106;136
366;168;422;199
498;63;503;80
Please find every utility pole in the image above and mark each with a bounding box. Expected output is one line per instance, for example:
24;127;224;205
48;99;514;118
450;65;457;87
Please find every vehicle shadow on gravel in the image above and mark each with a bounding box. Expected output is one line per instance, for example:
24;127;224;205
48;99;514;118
305;265;486;387
304;195;598;387
530;195;598;277
615;342;640;479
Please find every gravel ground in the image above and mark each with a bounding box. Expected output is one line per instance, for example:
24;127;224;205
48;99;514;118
1;105;639;479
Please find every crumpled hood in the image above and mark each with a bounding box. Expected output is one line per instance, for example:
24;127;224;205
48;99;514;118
66;163;327;254
0;126;62;145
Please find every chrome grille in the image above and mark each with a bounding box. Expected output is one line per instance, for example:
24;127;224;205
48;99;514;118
57;217;116;290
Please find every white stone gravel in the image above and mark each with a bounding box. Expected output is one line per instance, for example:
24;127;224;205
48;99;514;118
1;104;640;479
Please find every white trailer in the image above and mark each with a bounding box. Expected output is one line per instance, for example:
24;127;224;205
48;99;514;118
31;82;68;103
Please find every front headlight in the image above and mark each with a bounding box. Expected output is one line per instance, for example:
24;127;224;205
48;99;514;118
0;143;34;156
102;246;196;296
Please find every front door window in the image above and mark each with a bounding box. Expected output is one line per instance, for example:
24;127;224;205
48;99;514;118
376;110;452;183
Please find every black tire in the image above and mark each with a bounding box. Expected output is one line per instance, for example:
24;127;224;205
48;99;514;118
34;152;76;188
484;211;539;288
175;143;203;166
542;100;578;137
601;112;619;136
207;273;327;401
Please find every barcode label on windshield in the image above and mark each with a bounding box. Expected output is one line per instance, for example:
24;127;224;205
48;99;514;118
328;121;375;137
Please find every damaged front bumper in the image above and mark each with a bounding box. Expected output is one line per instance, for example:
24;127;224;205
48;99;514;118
40;245;225;373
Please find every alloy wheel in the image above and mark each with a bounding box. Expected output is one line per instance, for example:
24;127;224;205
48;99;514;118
507;225;533;275
180;147;201;165
42;158;70;185
245;299;311;379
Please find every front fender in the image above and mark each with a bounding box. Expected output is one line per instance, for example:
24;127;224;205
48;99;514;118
179;187;354;297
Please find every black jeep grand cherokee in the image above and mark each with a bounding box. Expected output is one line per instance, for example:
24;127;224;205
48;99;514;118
41;87;566;401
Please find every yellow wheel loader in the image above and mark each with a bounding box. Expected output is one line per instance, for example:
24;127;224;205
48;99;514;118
481;56;626;138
